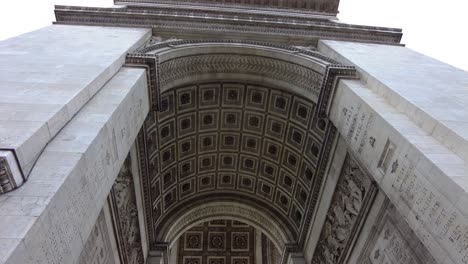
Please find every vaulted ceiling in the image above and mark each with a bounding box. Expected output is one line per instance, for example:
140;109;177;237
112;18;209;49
177;220;256;264
137;81;337;248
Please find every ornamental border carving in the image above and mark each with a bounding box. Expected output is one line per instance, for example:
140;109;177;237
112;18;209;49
0;157;14;194
137;39;340;64
114;0;340;15
54;6;403;45
129;40;357;256
164;202;288;252
126;39;356;113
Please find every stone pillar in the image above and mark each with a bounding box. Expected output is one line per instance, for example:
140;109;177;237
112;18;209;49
147;251;165;264
0;25;150;190
288;252;306;264
0;25;151;264
319;41;468;264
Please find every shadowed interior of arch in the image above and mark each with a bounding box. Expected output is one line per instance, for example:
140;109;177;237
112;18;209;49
138;80;337;251
172;218;282;264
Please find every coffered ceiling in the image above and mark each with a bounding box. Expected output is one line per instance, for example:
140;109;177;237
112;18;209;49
137;81;337;248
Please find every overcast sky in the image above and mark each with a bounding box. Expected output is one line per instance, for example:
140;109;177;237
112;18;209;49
1;0;467;71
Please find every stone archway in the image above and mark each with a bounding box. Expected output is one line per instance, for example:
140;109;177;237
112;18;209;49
129;39;356;263
165;201;289;251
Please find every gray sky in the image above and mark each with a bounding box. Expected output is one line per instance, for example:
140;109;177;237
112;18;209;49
1;0;467;71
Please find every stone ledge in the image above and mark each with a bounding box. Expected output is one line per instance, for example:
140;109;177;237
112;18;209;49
0;151;22;194
0;67;149;264
330;79;468;264
0;25;150;187
318;40;468;165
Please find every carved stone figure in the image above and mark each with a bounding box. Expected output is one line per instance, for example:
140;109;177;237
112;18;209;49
312;154;375;264
110;156;145;264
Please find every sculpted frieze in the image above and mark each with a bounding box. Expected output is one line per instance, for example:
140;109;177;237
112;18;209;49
110;155;145;264
311;154;377;264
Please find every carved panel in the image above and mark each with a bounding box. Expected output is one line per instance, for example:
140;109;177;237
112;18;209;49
357;200;437;264
114;0;340;14
78;210;116;264
178;220;255;264
109;155;145;264
311;154;377;264
0;157;14;194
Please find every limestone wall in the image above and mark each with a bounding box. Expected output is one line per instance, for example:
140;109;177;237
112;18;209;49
0;66;149;264
0;25;150;187
316;41;468;264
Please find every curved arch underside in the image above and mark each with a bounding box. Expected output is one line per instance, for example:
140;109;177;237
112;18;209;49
126;40;349;114
138;81;336;248
131;40;355;251
164;201;289;251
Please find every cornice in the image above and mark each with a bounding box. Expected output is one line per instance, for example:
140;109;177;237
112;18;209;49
114;0;340;16
54;5;402;46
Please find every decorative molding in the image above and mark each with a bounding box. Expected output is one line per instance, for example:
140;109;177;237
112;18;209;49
316;65;357;118
159;54;323;96
136;81;337;247
297;124;337;248
0;150;23;195
262;233;281;264
177;220;255;264
54;6;402;46
128;39;356;113
165;203;288;251
311;153;377;264
127;39;358;258
0;157;14;194
109;155;145;264
137;39;335;64
125;55;161;111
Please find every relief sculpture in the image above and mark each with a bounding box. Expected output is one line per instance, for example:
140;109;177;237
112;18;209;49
110;155;145;264
312;154;376;264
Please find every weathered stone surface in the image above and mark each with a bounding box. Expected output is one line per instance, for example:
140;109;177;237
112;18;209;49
115;0;341;14
311;153;376;264
328;78;468;264
109;155;145;264
0;67;149;264
0;25;150;185
319;41;468;164
77;209;116;264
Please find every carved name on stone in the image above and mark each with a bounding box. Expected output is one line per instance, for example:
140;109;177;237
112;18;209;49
78;210;116;264
370;221;418;264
